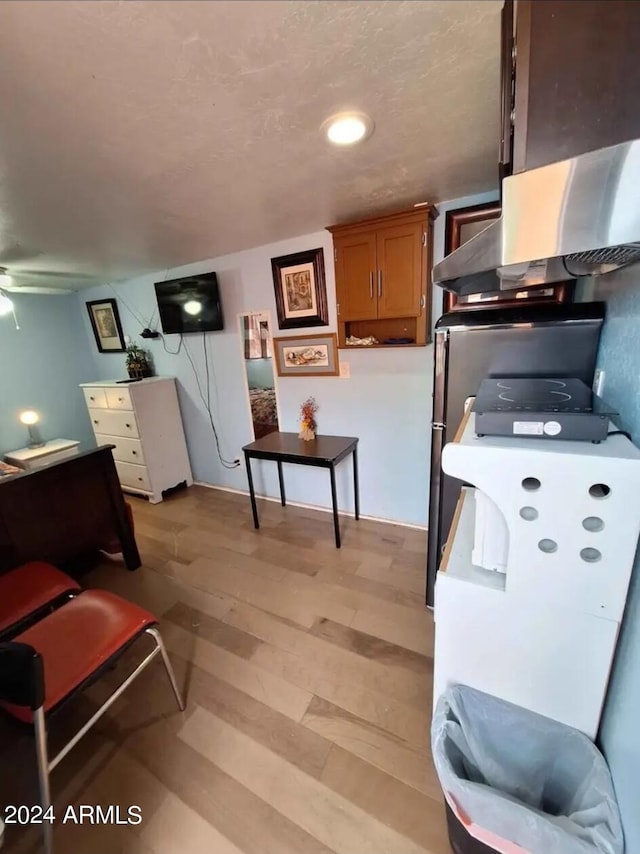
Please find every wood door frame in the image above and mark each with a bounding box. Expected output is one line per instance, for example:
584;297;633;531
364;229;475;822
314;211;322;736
443;201;573;313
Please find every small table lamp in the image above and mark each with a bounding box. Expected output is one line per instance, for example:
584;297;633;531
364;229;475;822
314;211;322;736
19;410;45;448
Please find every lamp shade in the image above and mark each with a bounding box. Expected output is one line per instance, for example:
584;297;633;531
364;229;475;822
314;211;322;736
19;410;40;426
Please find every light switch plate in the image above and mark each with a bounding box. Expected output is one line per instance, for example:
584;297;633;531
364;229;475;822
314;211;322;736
339;361;350;378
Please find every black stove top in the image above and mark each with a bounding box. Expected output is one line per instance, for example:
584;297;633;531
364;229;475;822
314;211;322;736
472;378;616;415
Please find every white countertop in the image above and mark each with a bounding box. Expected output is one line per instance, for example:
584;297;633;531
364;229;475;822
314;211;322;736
5;439;80;462
80;377;173;388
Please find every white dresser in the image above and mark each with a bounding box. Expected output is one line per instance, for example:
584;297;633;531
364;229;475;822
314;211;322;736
80;377;193;503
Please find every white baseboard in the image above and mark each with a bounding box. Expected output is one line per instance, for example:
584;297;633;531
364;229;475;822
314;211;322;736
193;481;427;532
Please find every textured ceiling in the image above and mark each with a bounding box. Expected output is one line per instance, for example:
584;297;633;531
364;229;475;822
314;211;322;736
0;0;502;290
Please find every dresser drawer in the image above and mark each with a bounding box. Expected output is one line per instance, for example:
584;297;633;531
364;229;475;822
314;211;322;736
95;433;145;466
89;408;139;439
105;386;133;410
115;461;151;492
83;387;108;409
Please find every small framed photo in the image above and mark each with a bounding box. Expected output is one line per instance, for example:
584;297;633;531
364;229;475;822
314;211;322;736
271;248;328;329
274;333;339;377
86;298;126;352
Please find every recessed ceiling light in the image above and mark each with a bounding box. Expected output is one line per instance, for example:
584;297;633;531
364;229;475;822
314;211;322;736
323;112;374;146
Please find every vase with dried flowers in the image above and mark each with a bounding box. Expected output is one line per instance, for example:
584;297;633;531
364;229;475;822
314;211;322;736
299;396;318;441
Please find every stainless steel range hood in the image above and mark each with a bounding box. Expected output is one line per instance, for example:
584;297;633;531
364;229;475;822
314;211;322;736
434;138;640;295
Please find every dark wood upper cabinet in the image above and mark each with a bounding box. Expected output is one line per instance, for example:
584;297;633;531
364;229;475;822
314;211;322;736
499;0;515;182
503;0;640;175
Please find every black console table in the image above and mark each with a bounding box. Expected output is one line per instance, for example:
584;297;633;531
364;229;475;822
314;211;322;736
242;432;359;548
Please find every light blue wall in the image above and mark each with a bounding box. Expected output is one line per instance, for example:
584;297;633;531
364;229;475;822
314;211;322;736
0;293;95;456
592;266;640;851
79;191;497;526
245;358;276;390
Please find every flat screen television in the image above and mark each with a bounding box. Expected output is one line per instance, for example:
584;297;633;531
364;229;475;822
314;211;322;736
154;272;224;334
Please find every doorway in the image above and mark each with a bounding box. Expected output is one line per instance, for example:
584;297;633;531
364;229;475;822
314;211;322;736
239;312;280;440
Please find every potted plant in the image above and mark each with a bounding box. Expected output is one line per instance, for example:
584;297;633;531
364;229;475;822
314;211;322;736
125;344;153;379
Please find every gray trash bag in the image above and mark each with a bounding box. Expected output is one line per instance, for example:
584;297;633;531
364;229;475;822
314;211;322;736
432;685;623;854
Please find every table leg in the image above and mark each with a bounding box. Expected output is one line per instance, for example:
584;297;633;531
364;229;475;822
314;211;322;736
245;453;260;529
277;460;286;506
329;464;341;548
352;445;360;521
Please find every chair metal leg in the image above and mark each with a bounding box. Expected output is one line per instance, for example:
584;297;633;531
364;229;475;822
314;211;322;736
33;707;53;854
145;626;185;711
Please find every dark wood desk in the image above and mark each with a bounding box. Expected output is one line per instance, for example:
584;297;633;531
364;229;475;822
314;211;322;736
0;446;140;574
242;432;359;548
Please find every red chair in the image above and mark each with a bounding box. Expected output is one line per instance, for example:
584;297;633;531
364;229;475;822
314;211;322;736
0;562;80;641
0;589;184;854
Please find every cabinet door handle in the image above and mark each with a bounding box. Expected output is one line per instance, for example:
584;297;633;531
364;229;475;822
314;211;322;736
369;271;373;300
377;270;382;298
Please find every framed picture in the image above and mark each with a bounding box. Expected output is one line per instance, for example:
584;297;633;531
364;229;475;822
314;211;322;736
86;298;126;352
273;333;339;377
443;202;573;312
271;248;328;329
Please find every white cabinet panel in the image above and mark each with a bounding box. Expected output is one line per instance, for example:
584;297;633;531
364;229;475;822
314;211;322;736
95;434;145;466
89;408;139;439
82;387;108;409
115;461;151;491
105;387;133;410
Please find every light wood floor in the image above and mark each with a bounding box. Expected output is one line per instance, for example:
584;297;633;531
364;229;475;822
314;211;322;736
1;486;449;854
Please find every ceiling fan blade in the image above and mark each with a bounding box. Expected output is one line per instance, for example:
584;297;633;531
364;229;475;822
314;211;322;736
0;242;43;264
15;269;97;280
5;285;74;295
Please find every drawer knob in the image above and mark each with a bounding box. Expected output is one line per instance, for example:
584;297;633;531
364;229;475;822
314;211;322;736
132;450;137;455
93;420;99;425
118;397;123;402
138;477;143;482
126;423;131;428
90;396;95;401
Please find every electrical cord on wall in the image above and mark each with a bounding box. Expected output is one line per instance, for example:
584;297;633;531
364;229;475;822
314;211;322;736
109;264;238;469
181;332;239;469
108;282;149;329
159;331;183;356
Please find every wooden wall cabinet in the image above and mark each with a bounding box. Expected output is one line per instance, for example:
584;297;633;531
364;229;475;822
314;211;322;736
328;206;436;348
